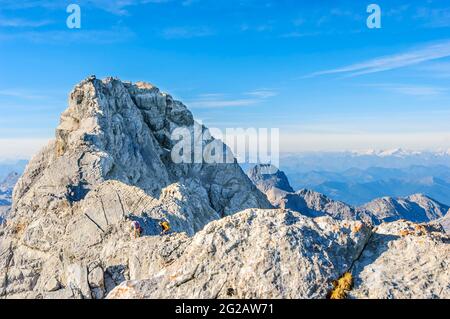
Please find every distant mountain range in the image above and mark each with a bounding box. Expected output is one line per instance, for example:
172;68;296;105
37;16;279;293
248;164;450;230
0;171;20;223
274;151;450;206
280;149;450;170
0;160;27;181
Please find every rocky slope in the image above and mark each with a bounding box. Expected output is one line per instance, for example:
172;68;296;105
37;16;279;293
108;209;371;299
108;212;449;299
248;164;378;224
247;164;294;206
361;194;449;224
248;164;294;192
279;189;378;224
350;220;449;298
0;76;270;298
247;164;294;207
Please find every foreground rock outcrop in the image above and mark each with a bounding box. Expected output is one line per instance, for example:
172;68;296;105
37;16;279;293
350;220;450;299
108;209;371;299
0;77;270;298
108;211;450;299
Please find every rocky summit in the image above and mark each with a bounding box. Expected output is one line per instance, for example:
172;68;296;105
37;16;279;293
0;77;449;300
0;77;270;299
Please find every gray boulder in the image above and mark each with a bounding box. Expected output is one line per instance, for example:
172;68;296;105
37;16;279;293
350;220;450;299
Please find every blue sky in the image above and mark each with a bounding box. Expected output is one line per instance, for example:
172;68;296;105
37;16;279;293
1;0;450;158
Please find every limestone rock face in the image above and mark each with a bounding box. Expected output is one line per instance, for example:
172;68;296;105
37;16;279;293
350;220;450;299
107;209;371;299
13;77;270;216
0;77;270;298
108;211;450;300
247;164;294;205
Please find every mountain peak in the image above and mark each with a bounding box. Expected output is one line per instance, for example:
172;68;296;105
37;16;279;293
1;77;272;298
248;164;294;193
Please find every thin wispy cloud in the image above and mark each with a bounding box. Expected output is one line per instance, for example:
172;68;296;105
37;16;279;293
281;31;324;38
0;89;48;100
0;27;135;44
420;62;450;78
309;40;450;78
0;17;53;28
240;23;274;33
189;98;260;108
414;6;450;28
188;89;278;109
87;0;172;15
0;0;171;15
245;89;278;99
161;26;214;39
197;93;226;99
181;0;200;6
366;84;447;96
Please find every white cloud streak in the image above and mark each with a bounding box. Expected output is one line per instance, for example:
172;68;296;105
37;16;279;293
0;27;135;44
0;89;49;99
365;84;447;96
0;0;171;15
188;89;278;109
309;40;450;77
0;17;53;27
188;98;260;108
161;26;214;39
